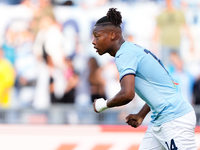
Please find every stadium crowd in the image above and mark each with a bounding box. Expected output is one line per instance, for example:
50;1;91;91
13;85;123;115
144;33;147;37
0;0;200;124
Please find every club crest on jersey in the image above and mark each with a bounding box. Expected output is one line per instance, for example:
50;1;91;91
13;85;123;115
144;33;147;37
172;80;179;88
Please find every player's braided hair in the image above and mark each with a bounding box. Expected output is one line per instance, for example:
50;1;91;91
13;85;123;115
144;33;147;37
107;8;122;26
95;8;122;27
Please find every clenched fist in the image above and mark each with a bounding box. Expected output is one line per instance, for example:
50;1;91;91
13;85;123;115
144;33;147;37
126;114;144;128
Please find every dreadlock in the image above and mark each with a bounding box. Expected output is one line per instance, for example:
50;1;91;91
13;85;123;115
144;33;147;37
95;8;122;27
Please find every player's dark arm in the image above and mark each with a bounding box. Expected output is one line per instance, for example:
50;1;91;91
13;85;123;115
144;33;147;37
107;74;150;115
126;103;150;128
138;103;150;118
107;74;135;107
93;74;135;113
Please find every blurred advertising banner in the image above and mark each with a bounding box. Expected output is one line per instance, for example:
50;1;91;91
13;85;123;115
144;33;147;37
0;125;199;150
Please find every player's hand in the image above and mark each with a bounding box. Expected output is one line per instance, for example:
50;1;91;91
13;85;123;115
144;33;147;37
93;98;108;113
125;114;144;128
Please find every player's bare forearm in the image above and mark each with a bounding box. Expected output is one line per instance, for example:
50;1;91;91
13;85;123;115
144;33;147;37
107;74;135;108
107;90;133;108
138;103;150;119
93;75;135;113
93;89;133;113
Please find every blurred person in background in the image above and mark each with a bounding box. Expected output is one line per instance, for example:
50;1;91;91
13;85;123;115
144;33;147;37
179;1;200;80
31;0;56;37
11;19;39;107
32;15;65;70
152;0;194;68
0;0;34;60
88;57;106;103
169;52;195;105
33;48;79;123
32;17;77;107
0;0;35;46
2;27;16;65
0;47;15;108
43;50;66;104
49;56;79;104
61;57;79;104
33;47;66;110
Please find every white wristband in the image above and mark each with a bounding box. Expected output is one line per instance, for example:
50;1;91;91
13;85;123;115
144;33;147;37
95;98;108;113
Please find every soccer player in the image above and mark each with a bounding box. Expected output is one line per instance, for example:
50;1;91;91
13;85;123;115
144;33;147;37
92;8;197;150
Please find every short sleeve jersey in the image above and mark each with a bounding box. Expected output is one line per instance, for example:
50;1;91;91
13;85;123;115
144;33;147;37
115;42;193;126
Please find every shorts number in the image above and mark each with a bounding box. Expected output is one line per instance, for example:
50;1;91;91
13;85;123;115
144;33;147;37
165;139;178;150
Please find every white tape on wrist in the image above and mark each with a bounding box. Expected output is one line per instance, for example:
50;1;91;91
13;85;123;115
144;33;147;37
95;98;108;113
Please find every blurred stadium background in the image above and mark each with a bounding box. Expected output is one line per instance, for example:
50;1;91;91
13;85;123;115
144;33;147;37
0;0;200;149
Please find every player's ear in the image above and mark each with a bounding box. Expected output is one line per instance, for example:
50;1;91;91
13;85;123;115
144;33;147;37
110;32;116;40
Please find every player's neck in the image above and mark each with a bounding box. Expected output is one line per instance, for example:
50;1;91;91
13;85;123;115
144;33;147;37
109;38;125;57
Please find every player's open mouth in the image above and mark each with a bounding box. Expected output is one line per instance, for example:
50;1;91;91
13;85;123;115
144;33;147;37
94;46;98;52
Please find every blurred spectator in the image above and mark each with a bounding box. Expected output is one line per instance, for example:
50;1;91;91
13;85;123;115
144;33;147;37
2;27;16;65
13;20;38;107
32;15;65;70
61;57;79;103
88;57;106;102
0;0;34;47
43;51;66;103
169;52;194;104
0;48;15;108
31;0;55;37
33;50;66;109
179;1;200;79
34;47;78;106
152;0;194;68
193;75;200;105
51;57;79;104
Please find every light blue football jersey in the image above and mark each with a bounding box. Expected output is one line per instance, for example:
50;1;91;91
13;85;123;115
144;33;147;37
115;42;193;126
